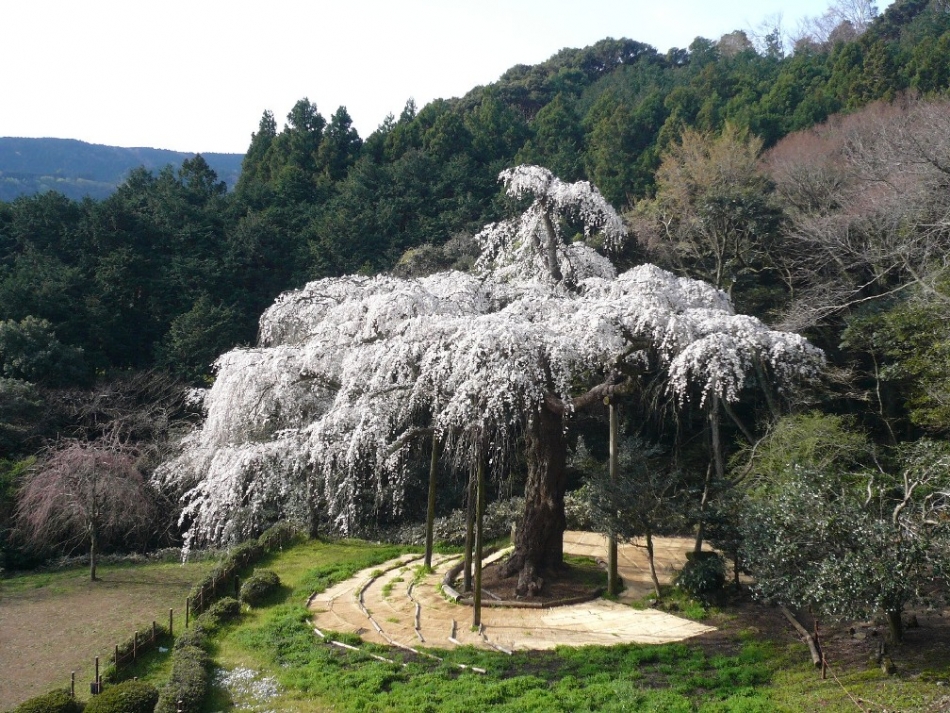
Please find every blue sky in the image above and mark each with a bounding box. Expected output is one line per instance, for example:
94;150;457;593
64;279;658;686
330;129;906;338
2;0;893;154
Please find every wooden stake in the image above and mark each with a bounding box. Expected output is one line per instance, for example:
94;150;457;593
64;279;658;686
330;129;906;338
169;608;174;636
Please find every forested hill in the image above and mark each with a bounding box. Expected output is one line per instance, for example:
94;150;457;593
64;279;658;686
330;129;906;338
0;0;948;389
0;137;243;201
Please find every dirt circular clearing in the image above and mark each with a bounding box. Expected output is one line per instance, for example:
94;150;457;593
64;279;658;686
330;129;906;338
309;532;715;652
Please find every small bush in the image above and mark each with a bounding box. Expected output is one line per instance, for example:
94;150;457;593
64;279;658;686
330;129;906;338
85;680;158;713
12;689;82;713
240;570;281;606
199;596;241;629
155;645;209;713
173;621;209;651
258;521;302;551
674;551;726;599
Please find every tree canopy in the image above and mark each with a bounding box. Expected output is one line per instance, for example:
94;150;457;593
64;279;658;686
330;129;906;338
161;166;821;595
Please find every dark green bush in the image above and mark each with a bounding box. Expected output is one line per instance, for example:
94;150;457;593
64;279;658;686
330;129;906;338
11;689;82;713
674;551;726;599
258;521;302;551
84;680;157;713
155;645;209;713
199;596;241;629
228;540;264;570
172;621;209;651
240;570;281;606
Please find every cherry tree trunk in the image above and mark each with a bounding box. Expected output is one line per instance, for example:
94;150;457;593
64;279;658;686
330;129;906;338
501;405;568;596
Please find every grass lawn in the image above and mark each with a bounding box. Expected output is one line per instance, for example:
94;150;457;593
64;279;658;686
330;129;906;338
7;539;950;712
0;556;217;710
204;538;950;712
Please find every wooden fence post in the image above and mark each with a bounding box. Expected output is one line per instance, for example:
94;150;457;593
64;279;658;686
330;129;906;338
70;671;75;699
185;597;190;628
132;631;137;661
169;608;173;636
114;644;119;666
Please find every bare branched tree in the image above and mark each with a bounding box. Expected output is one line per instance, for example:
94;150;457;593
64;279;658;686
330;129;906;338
762;96;950;331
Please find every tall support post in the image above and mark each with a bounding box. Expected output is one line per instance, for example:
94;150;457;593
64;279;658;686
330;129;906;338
607;396;619;596
473;447;486;628
463;466;475;592
424;432;439;570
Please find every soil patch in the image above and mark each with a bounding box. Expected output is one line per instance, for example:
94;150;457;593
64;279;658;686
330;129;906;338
460;557;605;606
0;559;215;711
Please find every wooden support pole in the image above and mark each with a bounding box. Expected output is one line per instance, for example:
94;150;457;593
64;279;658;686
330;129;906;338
185;597;190;628
607;396;619;596
424;431;439;570
463;468;475;593
169;608;174;636
114;644;119;666
71;671;75;699
473;449;486;628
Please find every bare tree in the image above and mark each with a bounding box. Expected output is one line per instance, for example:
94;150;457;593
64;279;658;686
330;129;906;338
16;438;160;580
630;124;785;303
792;0;878;49
762;96;950;331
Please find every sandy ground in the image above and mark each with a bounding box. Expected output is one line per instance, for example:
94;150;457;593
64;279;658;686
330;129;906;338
309;532;714;652
0;563;209;711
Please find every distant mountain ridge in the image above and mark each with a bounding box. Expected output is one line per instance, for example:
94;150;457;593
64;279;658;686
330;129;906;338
0;137;244;201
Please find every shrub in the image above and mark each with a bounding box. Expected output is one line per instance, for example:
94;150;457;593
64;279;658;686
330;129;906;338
84;680;158;713
240;570;281;606
199;596;241;629
11;689;82;713
155;645;209;713
258;521;302;551
674;551;726;599
172;622;209;651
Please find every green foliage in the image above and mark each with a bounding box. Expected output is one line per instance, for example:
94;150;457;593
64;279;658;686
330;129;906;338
10;689;82;713
0;379;44;454
0;316;87;387
156;295;243;384
199;596;242;627
256;521;304;551
84;680;158;713
155;645;209;713
737;415;950;639
239;569;281;606
674;551;726;599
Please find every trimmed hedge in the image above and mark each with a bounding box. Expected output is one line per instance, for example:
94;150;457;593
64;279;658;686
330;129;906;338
200;596;241;627
11;689;82;713
240;570;281;606
84;680;157;713
154;645;209;713
258;521;304;551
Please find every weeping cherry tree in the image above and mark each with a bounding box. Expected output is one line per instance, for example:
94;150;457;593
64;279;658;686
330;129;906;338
159;165;822;596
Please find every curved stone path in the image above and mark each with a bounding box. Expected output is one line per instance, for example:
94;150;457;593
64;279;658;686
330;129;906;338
309;532;714;652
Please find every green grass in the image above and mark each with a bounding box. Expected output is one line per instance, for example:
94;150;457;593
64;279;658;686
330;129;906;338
54;539;950;713
629;584;716;621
